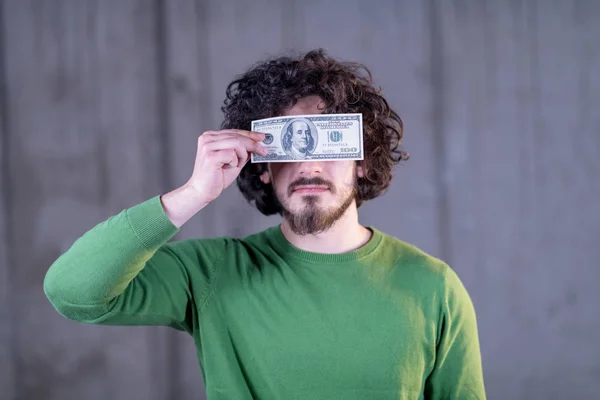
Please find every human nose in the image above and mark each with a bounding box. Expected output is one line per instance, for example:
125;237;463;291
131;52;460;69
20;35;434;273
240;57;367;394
298;161;323;176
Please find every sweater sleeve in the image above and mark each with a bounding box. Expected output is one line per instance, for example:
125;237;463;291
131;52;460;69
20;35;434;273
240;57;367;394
43;195;225;334
424;266;486;399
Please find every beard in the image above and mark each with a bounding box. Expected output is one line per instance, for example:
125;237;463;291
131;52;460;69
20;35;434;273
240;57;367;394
276;175;358;236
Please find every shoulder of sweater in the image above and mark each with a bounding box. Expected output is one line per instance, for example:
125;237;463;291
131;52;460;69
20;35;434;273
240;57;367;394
376;229;450;279
160;227;273;258
159;236;236;261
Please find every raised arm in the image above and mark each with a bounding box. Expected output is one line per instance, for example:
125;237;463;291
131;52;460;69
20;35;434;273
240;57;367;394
43;194;224;332
44;129;267;332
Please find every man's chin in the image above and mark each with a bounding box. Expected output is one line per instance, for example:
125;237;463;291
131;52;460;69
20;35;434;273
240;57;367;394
285;205;319;217
290;194;326;203
282;199;322;217
288;195;325;209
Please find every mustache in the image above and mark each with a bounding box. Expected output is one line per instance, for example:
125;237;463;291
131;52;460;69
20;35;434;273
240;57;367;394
288;177;334;196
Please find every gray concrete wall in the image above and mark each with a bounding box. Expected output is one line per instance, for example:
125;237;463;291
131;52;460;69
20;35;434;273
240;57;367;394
1;1;598;399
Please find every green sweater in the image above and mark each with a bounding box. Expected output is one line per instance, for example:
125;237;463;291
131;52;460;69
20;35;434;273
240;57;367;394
44;196;485;400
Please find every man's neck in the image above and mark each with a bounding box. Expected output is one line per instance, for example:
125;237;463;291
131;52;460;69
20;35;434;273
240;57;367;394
280;206;372;254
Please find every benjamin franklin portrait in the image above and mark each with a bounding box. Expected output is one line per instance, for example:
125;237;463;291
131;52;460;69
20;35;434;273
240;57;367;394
281;118;317;159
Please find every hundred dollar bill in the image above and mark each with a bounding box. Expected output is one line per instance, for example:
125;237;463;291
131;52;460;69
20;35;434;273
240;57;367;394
250;113;363;163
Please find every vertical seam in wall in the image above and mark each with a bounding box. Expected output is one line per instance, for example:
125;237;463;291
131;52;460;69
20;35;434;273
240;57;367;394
525;0;540;255
281;0;291;50
192;0;213;392
153;0;178;399
0;0;17;398
427;0;453;265
195;0;212;129
195;0;214;237
282;0;303;53
156;0;172;197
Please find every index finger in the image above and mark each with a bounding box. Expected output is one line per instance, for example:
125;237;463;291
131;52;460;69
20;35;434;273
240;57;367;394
229;129;266;142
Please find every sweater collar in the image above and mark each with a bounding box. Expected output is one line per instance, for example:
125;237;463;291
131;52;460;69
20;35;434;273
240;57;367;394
267;224;384;264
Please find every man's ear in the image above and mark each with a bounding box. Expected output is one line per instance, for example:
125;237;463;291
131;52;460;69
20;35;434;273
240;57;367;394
357;163;365;178
260;169;271;184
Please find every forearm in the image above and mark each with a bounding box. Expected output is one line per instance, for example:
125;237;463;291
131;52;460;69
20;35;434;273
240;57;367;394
160;183;209;228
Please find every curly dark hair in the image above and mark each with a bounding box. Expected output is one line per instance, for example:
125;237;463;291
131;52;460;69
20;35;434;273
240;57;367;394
221;49;409;216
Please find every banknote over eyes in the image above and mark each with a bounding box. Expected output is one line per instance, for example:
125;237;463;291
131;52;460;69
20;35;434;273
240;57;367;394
250;113;363;163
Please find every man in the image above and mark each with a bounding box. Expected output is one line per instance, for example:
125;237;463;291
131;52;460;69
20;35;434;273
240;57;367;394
44;49;486;399
282;118;315;159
